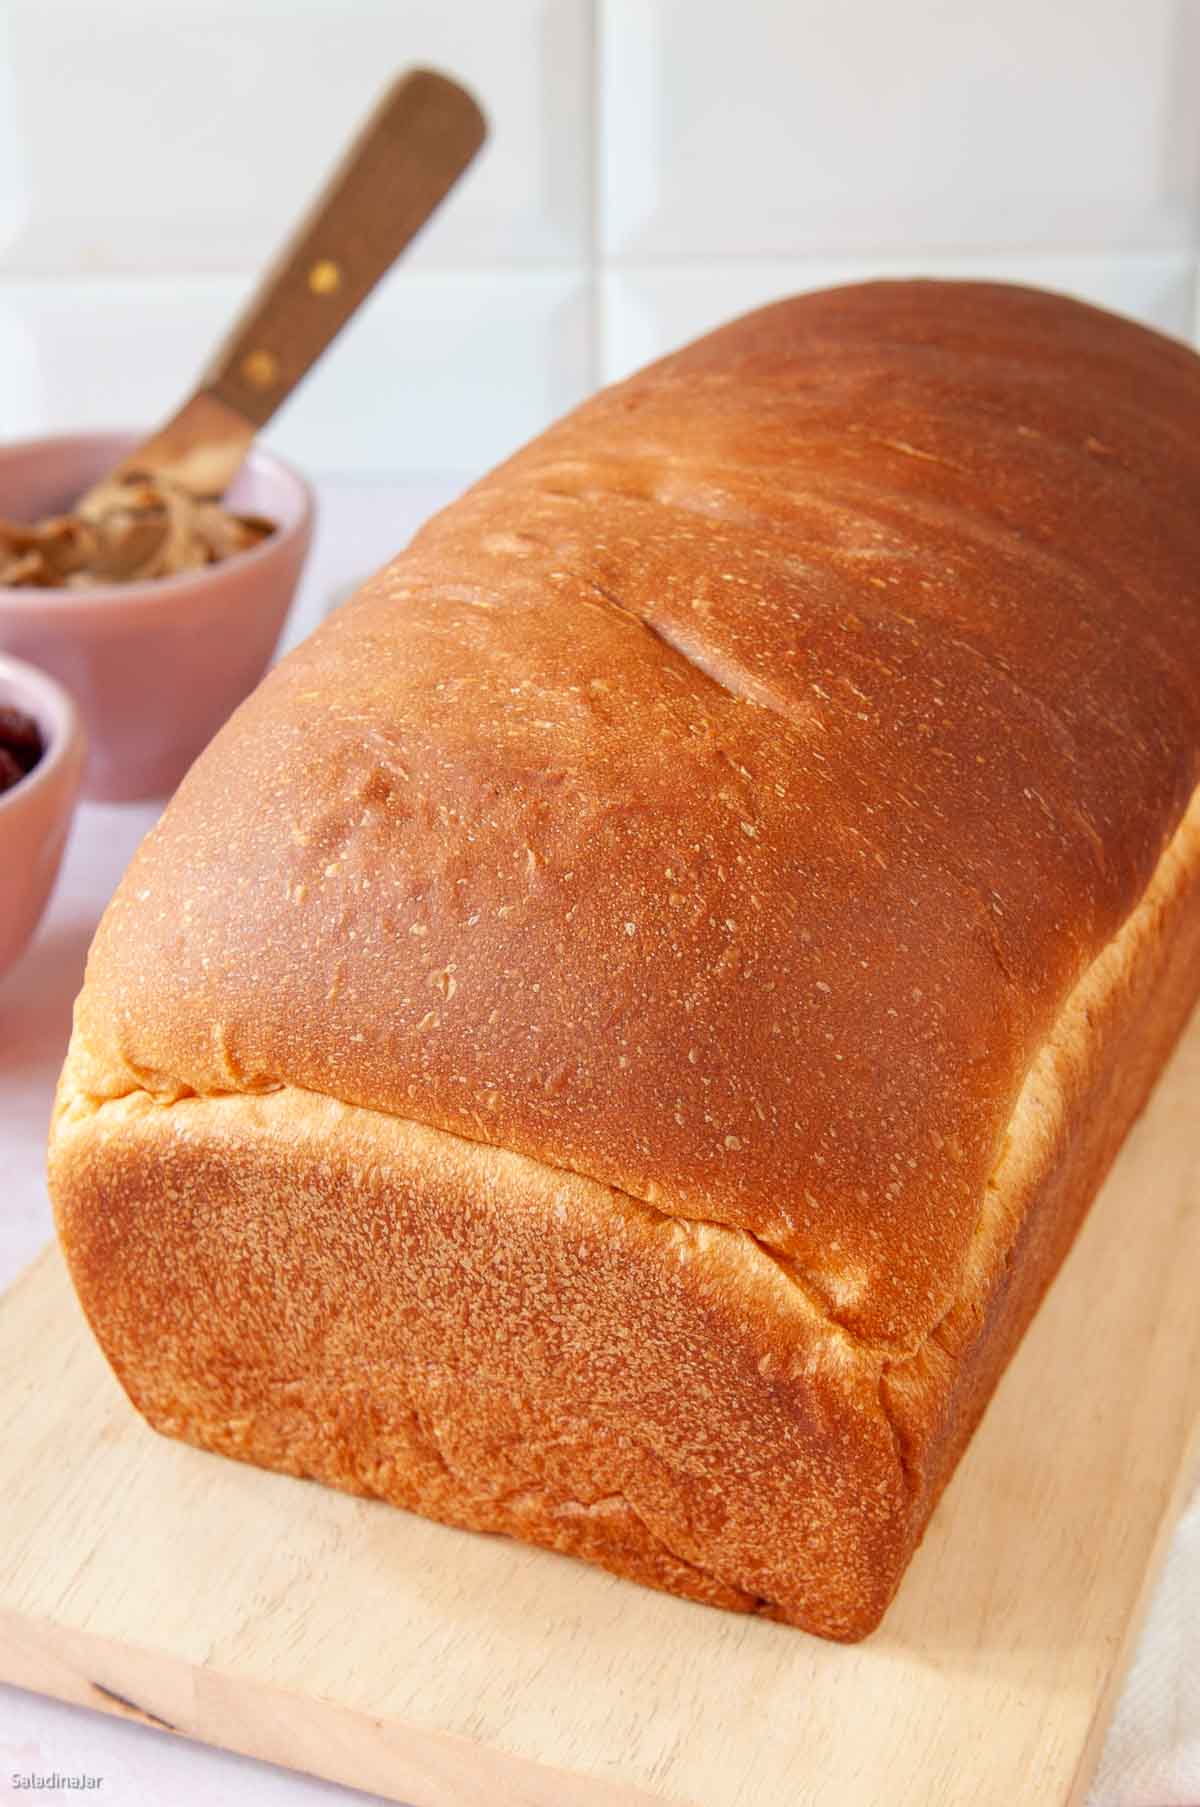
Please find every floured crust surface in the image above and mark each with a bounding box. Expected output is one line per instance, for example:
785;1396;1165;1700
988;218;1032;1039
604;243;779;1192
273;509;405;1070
51;1084;903;1638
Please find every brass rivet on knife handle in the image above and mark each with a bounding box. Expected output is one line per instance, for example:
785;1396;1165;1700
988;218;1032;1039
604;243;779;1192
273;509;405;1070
202;68;487;430
240;349;280;390
308;259;342;296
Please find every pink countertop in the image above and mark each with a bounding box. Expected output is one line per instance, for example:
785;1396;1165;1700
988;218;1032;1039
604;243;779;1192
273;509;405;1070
0;479;1195;1807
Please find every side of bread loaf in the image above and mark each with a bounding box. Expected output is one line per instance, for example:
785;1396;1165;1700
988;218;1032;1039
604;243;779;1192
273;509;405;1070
49;281;1200;1637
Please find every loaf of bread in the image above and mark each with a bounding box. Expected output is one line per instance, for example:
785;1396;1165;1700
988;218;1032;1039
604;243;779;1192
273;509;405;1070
49;281;1200;1640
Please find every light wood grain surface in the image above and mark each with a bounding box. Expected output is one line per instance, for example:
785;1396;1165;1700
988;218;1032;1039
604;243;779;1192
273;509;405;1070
3;1007;1200;1807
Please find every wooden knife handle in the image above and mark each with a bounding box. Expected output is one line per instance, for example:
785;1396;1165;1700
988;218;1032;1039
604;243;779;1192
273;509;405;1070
201;69;486;429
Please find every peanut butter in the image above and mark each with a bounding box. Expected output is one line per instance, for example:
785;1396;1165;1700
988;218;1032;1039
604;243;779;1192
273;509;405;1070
0;472;274;588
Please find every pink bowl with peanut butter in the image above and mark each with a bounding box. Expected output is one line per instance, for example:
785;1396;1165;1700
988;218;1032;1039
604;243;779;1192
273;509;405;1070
0;433;314;802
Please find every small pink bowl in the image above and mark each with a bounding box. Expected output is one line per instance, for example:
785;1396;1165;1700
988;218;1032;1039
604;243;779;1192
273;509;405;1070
0;432;314;802
0;652;86;983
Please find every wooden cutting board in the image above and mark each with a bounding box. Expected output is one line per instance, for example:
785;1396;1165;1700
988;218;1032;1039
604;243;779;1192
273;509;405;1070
3;1014;1200;1807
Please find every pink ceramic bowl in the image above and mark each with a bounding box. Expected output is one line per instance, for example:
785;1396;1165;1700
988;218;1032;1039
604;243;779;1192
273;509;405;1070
0;432;314;801
0;652;86;982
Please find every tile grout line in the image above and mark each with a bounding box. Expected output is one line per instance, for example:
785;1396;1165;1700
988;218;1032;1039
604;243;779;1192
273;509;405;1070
0;250;1191;295
0;262;593;290
599;246;1200;274
587;0;604;393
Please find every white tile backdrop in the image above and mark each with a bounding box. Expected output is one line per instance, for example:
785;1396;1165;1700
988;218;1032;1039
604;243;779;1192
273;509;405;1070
3;11;1200;1803
1;0;1198;481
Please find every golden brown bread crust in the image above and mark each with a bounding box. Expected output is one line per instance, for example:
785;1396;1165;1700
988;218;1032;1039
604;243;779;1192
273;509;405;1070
49;280;1200;1637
